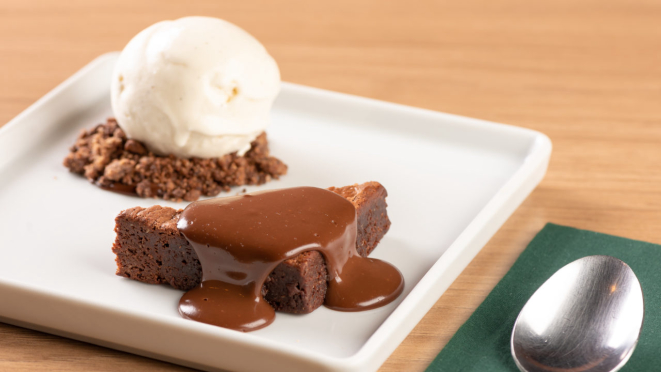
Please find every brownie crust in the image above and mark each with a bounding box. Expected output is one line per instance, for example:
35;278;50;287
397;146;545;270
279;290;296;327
112;182;391;314
63;118;287;202
329;182;391;257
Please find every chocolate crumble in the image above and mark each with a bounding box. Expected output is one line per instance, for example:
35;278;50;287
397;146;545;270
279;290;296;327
63;118;288;201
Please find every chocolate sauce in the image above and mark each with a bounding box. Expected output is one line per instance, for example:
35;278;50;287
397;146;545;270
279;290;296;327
96;181;137;196
325;255;404;311
177;186;404;332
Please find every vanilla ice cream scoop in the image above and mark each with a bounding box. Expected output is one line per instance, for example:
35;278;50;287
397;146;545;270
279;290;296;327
111;16;280;158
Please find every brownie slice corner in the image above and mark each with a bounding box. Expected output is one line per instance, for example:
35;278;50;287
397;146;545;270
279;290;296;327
112;206;202;290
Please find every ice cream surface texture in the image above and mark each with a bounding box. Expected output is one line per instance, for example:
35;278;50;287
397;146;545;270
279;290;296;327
111;16;280;158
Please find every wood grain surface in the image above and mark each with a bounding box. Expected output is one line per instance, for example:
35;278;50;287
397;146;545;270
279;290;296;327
1;0;661;370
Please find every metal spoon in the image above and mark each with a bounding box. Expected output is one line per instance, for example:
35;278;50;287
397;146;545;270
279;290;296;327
511;255;644;372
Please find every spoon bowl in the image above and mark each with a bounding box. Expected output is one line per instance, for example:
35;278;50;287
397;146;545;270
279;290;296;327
511;255;644;372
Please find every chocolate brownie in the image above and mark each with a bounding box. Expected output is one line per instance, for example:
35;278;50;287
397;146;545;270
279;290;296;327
63;118;287;202
112;182;391;314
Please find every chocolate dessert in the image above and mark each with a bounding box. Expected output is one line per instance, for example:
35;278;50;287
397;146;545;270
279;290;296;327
112;182;395;319
176;186;403;331
63;119;287;201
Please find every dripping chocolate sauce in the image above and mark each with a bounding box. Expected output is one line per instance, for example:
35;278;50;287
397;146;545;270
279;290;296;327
176;186;404;332
96;181;138;196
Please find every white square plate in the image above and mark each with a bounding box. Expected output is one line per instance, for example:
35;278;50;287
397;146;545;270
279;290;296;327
0;53;551;372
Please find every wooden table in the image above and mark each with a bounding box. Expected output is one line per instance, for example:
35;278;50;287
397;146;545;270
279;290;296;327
1;0;660;370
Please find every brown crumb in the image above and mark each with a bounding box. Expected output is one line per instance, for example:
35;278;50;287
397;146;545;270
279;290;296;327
63;118;288;201
124;139;147;155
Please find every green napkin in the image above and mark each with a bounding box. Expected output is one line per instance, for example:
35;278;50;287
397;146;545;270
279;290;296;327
427;223;659;371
